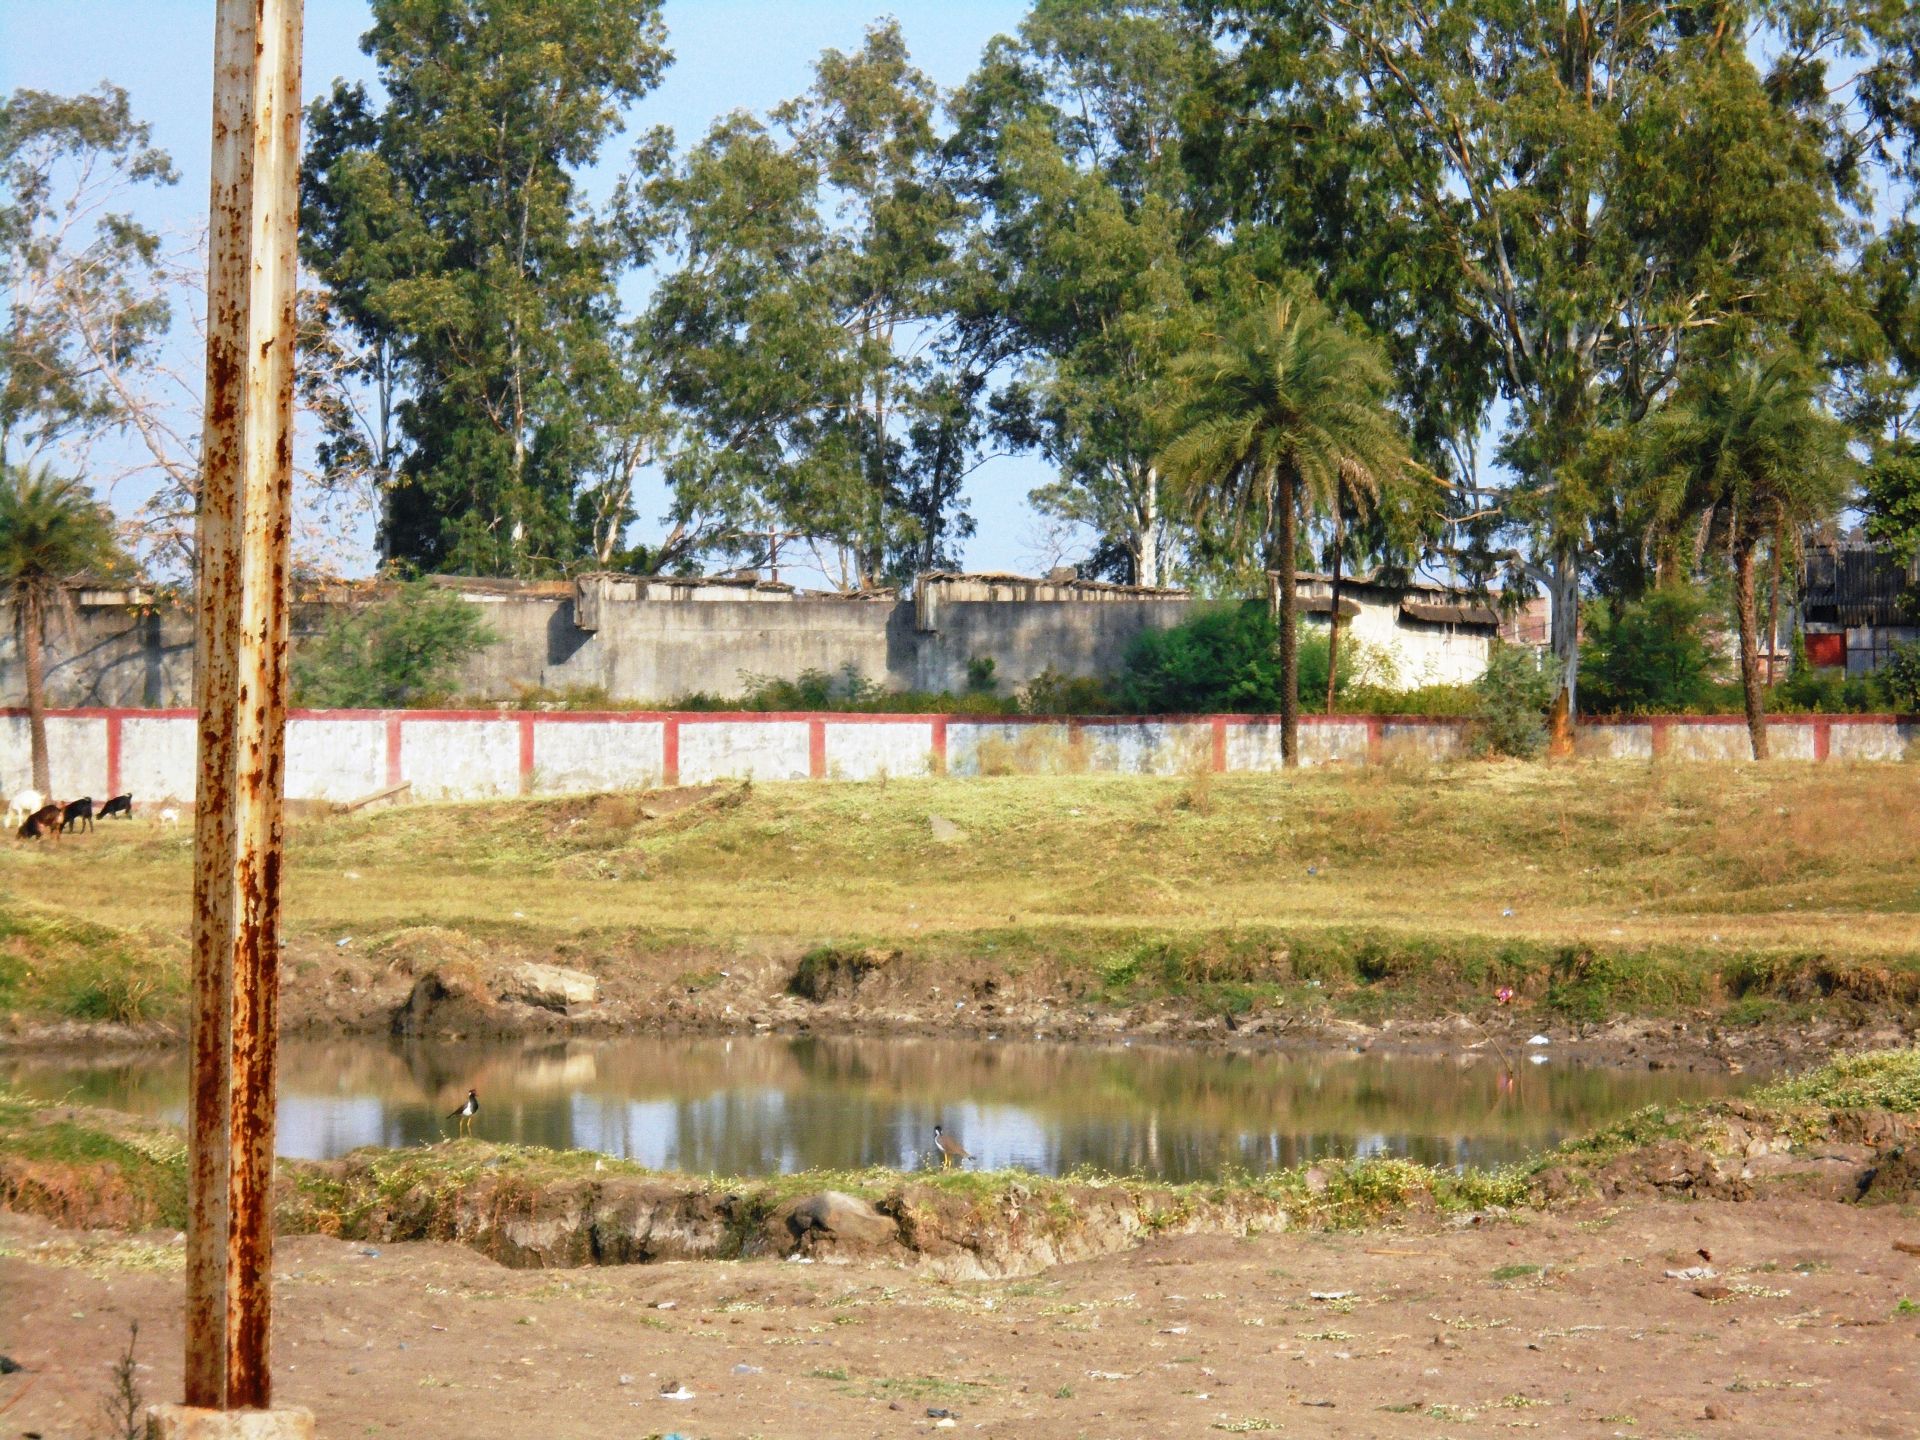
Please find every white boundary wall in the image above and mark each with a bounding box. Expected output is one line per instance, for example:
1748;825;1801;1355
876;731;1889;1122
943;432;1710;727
0;708;1913;805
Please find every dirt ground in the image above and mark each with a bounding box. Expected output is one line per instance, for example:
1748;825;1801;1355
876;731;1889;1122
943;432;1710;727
4;1192;1916;1440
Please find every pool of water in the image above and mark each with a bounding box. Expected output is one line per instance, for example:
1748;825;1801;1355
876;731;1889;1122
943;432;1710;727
1;1035;1746;1184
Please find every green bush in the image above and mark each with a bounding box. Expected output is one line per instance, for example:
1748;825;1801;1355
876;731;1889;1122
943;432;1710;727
294;579;497;708
1773;634;1889;713
1021;667;1121;715
1472;644;1556;757
1883;640;1920;713
676;664;1019;715
1580;585;1722;713
1115;601;1370;713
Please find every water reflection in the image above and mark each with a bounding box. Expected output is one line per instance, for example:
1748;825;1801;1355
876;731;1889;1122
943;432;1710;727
1;1035;1745;1184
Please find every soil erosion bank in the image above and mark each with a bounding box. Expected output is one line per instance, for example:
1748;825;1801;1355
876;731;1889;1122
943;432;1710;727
2;765;1917;1069
2;1052;1918;1437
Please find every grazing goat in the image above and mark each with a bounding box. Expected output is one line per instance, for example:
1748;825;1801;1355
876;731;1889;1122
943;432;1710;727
4;789;44;831
157;806;181;828
60;796;95;833
18;803;63;839
98;793;133;820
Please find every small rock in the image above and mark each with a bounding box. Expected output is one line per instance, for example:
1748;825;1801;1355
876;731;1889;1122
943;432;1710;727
1693;1285;1733;1301
0;1356;20;1375
1527;1034;1551;1046
1664;1266;1716;1281
500;961;597;1011
1704;1402;1733;1420
732;1364;762;1375
618;1375;634;1387
928;814;963;842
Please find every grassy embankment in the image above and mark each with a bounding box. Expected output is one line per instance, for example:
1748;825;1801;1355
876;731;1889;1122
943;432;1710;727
1;760;1917;1031
1;1050;1915;1257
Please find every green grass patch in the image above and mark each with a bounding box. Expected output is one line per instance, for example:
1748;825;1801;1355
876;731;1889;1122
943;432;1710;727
0;897;182;1024
1753;1049;1920;1112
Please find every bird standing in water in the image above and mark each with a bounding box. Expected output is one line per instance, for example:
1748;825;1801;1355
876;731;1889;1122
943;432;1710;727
932;1124;970;1170
449;1089;479;1138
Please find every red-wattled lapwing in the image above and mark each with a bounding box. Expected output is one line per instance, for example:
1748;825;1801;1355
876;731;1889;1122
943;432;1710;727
448;1089;479;1138
932;1124;970;1171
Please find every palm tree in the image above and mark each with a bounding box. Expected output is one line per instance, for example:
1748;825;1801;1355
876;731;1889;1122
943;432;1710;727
1640;355;1852;760
1157;283;1408;765
0;465;122;793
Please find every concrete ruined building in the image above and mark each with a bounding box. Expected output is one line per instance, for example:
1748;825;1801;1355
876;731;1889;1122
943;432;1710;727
0;567;1500;709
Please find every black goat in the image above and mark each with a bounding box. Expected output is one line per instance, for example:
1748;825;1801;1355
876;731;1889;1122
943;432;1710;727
60;796;94;833
98;793;133;820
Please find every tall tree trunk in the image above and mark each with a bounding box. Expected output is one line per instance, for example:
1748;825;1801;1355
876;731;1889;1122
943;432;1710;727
1734;540;1769;761
1546;547;1580;757
1764;536;1782;687
1325;502;1344;715
1136;467;1161;588
22;590;50;794
1277;470;1301;768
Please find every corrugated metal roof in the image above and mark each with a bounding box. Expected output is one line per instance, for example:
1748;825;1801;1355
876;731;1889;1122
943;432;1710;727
1803;545;1918;627
1401;599;1501;628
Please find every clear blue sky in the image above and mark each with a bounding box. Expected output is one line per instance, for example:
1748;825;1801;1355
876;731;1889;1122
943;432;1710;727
0;0;1058;582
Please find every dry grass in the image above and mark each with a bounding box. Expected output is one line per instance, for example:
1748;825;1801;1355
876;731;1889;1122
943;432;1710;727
1;761;1916;1023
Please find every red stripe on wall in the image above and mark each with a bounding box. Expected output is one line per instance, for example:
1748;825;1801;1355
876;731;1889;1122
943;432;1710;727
931;717;948;774
808;718;826;779
1367;715;1385;765
662;716;680;787
105;713;123;797
519;714;536;792
1814;716;1831;762
385;715;403;788
1210;716;1227;773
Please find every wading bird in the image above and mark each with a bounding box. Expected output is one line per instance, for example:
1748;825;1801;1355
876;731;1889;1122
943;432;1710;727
448;1088;479;1138
932;1124;970;1170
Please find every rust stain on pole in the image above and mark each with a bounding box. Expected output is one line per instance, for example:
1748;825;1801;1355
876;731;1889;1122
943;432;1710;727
188;0;304;1413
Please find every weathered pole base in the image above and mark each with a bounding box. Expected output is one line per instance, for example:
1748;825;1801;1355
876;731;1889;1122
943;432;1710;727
146;1405;315;1439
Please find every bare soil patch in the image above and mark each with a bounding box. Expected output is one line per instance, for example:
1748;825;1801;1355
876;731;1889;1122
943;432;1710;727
3;1191;1917;1438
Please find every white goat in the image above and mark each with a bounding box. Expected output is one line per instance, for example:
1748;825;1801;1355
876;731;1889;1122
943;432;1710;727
5;789;44;832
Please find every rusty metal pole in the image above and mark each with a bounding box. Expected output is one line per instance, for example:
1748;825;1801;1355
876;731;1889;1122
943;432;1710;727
184;0;304;1414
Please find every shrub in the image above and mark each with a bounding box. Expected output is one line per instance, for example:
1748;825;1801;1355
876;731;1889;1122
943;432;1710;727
1883;640;1920;713
1773;634;1889;714
294;579;496;708
1020;667;1121;714
1115;602;1370;713
1580;585;1722;713
1473;644;1555;757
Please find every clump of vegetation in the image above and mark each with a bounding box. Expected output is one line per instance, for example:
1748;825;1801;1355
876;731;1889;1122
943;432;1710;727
0;900;181;1026
1115;602;1369;714
1882;640;1920;713
676;664;1018;715
1580;585;1723;714
294;578;497;708
1472;644;1556;757
1753;1049;1920;1113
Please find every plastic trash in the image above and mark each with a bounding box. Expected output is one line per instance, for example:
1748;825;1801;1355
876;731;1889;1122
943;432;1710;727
1527;1034;1551;1046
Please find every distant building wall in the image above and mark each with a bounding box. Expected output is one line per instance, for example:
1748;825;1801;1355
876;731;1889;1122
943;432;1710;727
4;708;1911;805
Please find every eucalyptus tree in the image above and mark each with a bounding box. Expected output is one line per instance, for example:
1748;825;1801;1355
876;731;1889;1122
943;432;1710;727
1157;281;1409;765
1640;355;1853;759
0;85;178;471
1200;0;1863;741
949;0;1221;585
301;0;672;575
642;21;971;587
